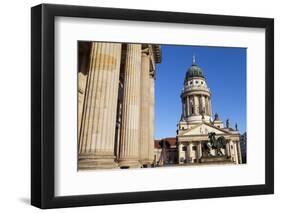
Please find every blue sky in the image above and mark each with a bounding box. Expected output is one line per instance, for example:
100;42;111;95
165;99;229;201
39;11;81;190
154;45;246;139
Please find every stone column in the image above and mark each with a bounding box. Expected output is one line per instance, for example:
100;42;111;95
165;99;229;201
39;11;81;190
209;97;212;117
189;143;193;163
139;50;150;166
201;95;205;115
178;143;183;164
229;140;238;164
237;141;242;164
226;142;231;158
148;74;155;164
205;96;208;115
186;96;190;116
183;99;186;117
229;140;234;162
194;95;199;115
233;141;239;164
206;96;210;116
189;96;193;115
199;142;202;158
196;142;202;163
181;100;184;118
198;95;202;114
118;44;142;168
78;42;122;170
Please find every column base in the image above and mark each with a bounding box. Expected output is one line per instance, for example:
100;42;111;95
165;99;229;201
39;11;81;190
78;153;118;170
118;158;141;169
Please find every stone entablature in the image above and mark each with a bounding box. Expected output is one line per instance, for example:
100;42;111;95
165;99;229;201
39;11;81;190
183;85;211;93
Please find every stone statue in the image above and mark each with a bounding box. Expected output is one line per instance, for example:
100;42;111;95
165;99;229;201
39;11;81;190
226;119;230;128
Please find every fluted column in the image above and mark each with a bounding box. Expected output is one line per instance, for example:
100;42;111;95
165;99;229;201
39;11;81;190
200;95;205;114
181;97;184;118
194;95;199;115
148;74;155;164
198;96;201;115
206;96;210;116
118;44;142;168
182;100;185;117
205;96;208;115
139;50;150;166
190;96;194;115
186;96;190;116
209;97;212;117
78;42;122;170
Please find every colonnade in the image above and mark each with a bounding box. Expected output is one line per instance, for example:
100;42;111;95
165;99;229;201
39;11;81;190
178;139;242;164
182;94;212;117
78;42;161;169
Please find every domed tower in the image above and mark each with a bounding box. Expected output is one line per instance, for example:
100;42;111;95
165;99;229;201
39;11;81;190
178;55;212;130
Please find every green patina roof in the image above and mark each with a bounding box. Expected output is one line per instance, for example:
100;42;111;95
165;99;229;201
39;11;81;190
185;55;205;81
185;63;205;79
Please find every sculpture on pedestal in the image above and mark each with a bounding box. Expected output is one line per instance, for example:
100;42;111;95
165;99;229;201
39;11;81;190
203;132;227;157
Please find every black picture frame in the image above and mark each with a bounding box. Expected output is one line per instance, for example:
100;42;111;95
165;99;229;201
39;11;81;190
31;3;274;209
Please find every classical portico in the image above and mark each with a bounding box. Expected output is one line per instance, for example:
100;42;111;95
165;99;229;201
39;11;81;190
78;42;161;170
177;122;241;164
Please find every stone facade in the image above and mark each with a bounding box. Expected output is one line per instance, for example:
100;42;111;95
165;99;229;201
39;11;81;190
176;56;243;165
78;42;161;170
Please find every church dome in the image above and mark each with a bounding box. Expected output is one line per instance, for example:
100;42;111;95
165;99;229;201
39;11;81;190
186;64;204;78
185;55;205;81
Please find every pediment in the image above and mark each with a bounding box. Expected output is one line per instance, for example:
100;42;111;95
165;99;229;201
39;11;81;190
182;123;229;136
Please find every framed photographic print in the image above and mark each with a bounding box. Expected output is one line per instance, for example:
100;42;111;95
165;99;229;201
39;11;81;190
31;3;274;209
